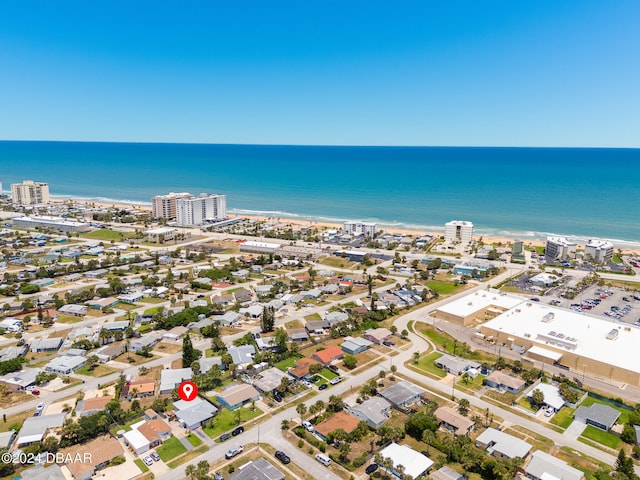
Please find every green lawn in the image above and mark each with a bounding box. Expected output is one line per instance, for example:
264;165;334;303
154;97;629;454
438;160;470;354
203;406;264;440
134;458;149;472
156;436;188;462
550;407;575;429
186;433;203;447
81;229;136;241
56;314;84;323
414;352;446;378
425;280;459;295
457;373;485;390
143;306;162;315
320;368;338;380
580;425;621;449
139;297;165;304
275;356;299;372
75;364;119;377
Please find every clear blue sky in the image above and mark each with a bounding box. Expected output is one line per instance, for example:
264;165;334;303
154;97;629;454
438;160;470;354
1;1;638;147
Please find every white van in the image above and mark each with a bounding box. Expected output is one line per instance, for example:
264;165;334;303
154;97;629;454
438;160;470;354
315;453;331;467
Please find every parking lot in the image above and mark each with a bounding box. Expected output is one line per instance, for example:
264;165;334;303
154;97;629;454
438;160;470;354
548;285;640;325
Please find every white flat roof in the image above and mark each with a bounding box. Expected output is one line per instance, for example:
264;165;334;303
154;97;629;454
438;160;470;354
123;428;149;450
527;383;565;411
484;302;640;373
527;346;563;362
436;290;524;318
378;443;433;478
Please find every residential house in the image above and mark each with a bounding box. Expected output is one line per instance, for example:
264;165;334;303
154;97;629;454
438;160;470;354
286;328;309;343
45;355;86;375
305;319;330;335
378;443;434;479
340;336;373;355
126;380;156;398
0;429;16;450
117;292;144;303
30;337;62;353
313;345;344;365
130;332;162;352
174;397;219;430
64;435;125;480
252;367;290;394
0;345;27;361
228;458;284;480
228;345;256;366
430;466;466;480
76;396;113;417
162;325;188;342
524;450;585;480
234;289;253;305
325;311;349;325
217;383;261;410
211;294;235;308
314;411;360;442
58;304;88;316
574;403;621;431
526;383;565;412
434;406;475;435
435;354;481;376
91;344;124;363
87;297;119;309
347;397;391;428
199;356;223;374
485;370;526;394
363;327;393;345
380;380;426;409
16;413;67;445
102;320;129;331
159;367;193;394
288;357;321;380
0;368;40;392
476;428;532;460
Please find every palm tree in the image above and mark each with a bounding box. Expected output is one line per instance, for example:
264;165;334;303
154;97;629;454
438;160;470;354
422;429;435;454
296;403;307;423
185;464;196;479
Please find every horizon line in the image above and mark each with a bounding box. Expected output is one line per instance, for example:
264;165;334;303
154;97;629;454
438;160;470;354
0;139;638;150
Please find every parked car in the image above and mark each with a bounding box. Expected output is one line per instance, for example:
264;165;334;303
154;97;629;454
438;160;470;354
365;463;379;474
329;377;342;385
150;452;160;462
302;421;314;432
225;446;243;459
275;450;290;464
273;393;283;402
232;426;245;436
143;456;154;466
319;383;328;390
31;389;40;395
219;433;231;442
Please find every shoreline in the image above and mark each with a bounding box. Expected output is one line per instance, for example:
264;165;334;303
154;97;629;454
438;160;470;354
48;196;640;253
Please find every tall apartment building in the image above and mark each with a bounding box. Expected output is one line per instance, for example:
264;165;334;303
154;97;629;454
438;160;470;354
176;193;227;226
444;220;474;244
11;180;50;206
545;236;577;261
151;192;191;221
343;221;377;237
584;239;614;263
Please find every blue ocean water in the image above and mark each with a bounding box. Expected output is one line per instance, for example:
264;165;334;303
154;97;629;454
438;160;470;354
1;141;639;245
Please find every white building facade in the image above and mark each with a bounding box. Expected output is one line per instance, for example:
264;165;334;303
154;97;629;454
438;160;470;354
444;220;474;244
176;194;227;226
11;180;50;206
545;236;577;260
343;221;377;237
584;239;614;263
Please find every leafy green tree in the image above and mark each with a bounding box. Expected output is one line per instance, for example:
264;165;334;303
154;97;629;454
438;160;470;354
343;355;357;369
458;398;470;416
182;333;196;368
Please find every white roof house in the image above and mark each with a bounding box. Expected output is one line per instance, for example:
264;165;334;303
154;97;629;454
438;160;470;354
159;367;192;394
524;450;585;480
476;428;532;459
122;428;150;455
378;443;434;479
526;383;565;411
16;413;67;445
45;355;86;375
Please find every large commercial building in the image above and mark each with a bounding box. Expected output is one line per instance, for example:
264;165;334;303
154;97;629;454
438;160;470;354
151;192;191;221
545;236;577;261
444;220;474;244
11;180;50;206
479;299;640;386
176;193;226;226
343;221;377;237
584;239;614;263
13;216;91;233
432;289;524;326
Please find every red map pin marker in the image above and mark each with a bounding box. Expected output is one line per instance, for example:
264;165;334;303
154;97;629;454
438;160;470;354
178;381;198;401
